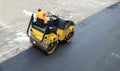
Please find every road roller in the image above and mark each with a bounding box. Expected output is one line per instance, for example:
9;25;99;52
27;14;75;54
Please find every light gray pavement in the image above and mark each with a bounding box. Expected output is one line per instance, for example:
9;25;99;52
0;0;119;63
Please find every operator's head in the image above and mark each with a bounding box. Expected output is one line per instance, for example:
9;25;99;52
38;9;41;12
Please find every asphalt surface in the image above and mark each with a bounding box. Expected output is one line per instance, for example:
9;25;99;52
0;2;120;71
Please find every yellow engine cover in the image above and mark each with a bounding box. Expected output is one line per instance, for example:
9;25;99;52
31;28;58;44
31;28;44;41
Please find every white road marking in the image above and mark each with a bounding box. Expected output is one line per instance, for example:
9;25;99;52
69;15;73;18
22;9;33;16
22;9;36;21
8;32;29;44
0;19;11;28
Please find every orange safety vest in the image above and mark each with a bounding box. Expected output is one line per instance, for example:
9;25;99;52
36;11;48;24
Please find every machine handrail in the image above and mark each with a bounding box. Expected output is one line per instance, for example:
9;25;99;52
26;14;34;37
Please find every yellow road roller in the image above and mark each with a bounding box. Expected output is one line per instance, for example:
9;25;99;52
27;14;75;54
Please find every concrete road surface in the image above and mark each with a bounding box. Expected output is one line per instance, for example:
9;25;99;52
0;2;120;71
